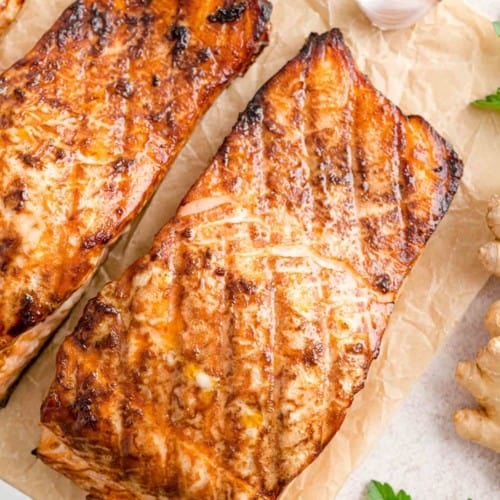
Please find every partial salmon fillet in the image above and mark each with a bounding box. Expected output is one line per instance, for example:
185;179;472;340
0;0;271;403
39;29;463;498
0;0;24;35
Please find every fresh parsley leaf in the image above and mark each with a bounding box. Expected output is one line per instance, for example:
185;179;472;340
494;20;500;37
367;481;393;500
367;480;412;500
472;88;500;110
396;492;412;500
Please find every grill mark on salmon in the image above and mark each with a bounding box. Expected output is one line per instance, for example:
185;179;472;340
39;29;463;498
302;46;327;463
0;0;271;402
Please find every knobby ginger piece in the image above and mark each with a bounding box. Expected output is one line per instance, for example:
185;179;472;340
454;196;500;453
454;301;500;453
479;195;500;275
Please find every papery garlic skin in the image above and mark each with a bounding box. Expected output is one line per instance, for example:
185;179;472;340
356;0;439;30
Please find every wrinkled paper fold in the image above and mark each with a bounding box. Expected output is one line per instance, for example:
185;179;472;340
0;1;498;498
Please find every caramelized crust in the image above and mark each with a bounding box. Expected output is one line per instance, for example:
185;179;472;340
0;0;271;401
39;29;462;498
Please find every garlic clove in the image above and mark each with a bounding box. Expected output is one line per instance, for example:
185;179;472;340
355;0;439;31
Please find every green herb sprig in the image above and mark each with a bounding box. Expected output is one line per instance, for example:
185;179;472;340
471;22;500;110
472;88;500;110
367;480;411;500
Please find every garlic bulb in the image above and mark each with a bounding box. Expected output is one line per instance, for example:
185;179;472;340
355;0;439;31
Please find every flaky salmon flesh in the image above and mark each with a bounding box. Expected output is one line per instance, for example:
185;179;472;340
0;0;24;35
39;29;463;499
0;0;271;403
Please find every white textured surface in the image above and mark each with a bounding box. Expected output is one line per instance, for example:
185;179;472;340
337;277;500;499
0;481;28;499
464;0;500;19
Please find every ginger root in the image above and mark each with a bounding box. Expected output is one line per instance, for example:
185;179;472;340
478;195;500;275
454;195;500;453
454;300;500;453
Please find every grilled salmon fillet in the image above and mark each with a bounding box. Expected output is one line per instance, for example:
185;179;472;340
0;0;24;35
0;0;271;403
39;29;463;499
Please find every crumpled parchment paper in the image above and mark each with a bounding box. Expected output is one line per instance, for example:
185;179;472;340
0;1;499;498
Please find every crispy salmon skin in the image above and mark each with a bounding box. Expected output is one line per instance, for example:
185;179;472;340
39;29;462;498
0;0;271;403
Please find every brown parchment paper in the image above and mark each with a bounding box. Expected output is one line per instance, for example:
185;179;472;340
0;0;499;498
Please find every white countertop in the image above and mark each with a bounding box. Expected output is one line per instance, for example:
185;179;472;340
338;277;500;500
0;481;28;499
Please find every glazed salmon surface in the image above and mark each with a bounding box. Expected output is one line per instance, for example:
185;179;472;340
39;29;463;498
0;0;271;402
